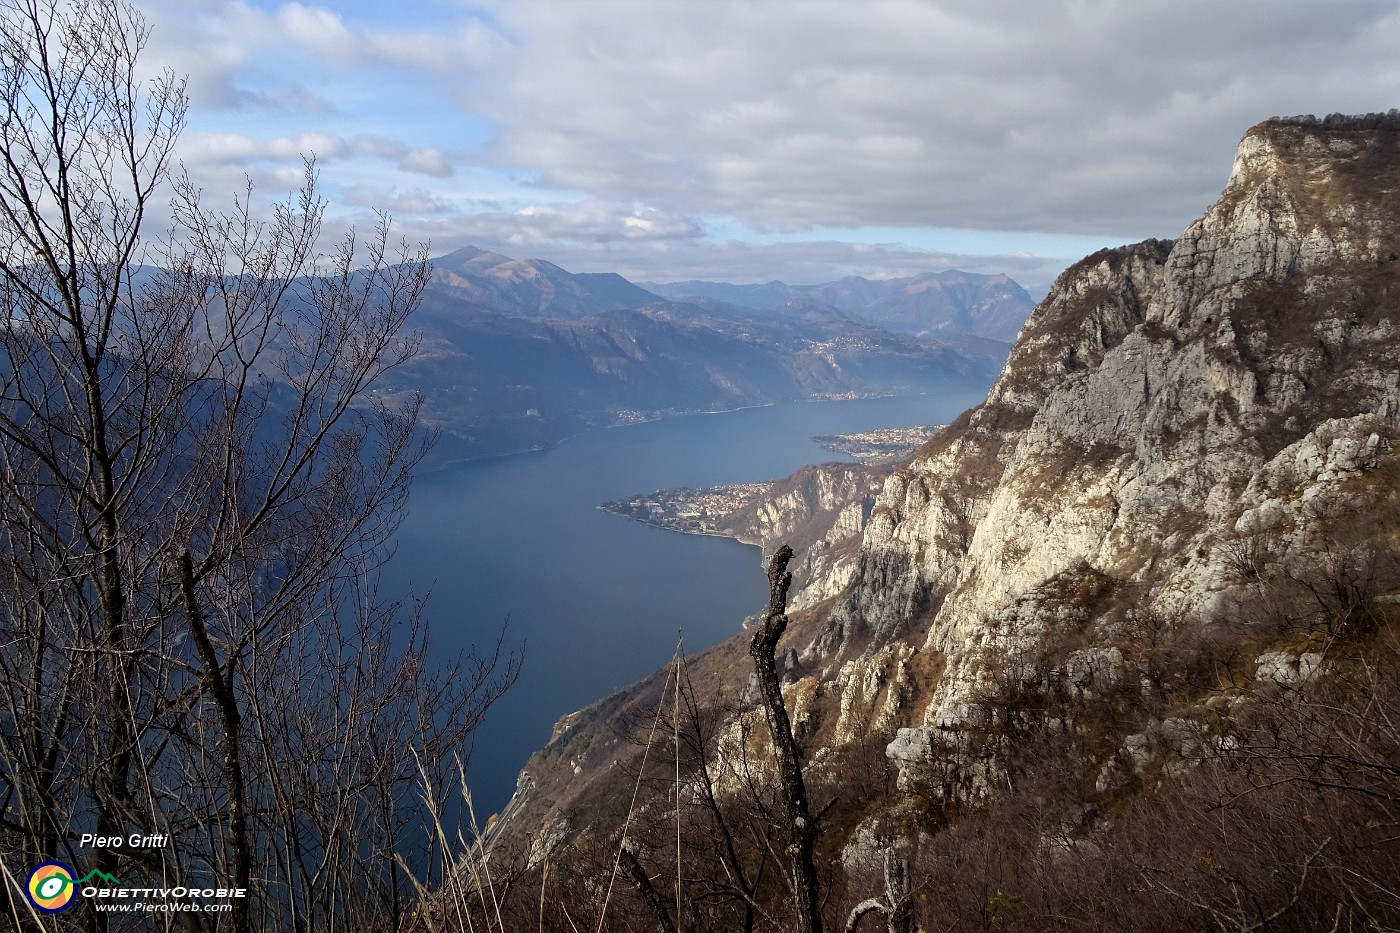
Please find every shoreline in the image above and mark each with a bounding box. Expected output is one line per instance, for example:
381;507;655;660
422;391;919;473
595;506;764;555
595;507;742;540
596;479;773;541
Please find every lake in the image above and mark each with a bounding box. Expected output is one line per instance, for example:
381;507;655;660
386;389;987;815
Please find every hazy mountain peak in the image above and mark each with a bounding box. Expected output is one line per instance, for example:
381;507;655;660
425;245;661;318
432;244;515;270
643;268;1035;342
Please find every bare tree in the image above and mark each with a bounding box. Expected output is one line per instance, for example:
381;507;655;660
671;667;780;933
749;545;822;933
0;1;517;929
843;850;912;933
610;657;783;933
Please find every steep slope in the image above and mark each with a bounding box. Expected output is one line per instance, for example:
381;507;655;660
484;113;1400;931
714;461;887;611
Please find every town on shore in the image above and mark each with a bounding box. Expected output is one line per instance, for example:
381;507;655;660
811;424;943;463
599;482;771;536
599;424;943;534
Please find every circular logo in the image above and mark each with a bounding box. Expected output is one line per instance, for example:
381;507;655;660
26;861;77;913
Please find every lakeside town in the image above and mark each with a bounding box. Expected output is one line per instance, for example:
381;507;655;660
599;424;944;533
811;424;944;462
599;481;772;535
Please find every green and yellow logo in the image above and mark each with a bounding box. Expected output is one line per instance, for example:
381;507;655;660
25;862;76;913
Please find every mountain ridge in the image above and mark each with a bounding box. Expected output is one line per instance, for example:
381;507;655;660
392;248;1025;462
641;269;1036;342
427;245;664;318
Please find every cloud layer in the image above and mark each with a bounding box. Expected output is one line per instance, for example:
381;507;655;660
480;0;1400;236
134;0;1400;288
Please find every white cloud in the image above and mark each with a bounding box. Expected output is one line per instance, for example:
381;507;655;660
459;200;704;245
177;131;455;177
132;0;1400;286
208;131;343;161
272;2;355;59
341;185;459;215
475;0;1400;238
138;0;507;109
398;148;455;178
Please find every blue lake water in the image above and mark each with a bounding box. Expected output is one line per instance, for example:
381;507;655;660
386;389;986;815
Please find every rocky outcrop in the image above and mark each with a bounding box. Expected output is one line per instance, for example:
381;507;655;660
817;113;1400;789
717;462;885;609
822;237;1176;658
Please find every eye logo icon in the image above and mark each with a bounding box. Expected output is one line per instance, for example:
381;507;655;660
26;861;77;913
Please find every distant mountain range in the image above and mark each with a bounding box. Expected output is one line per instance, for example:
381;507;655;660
640;270;1035;343
390;247;1034;461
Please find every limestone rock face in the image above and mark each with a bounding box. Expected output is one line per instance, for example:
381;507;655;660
716;461;885;609
809;115;1400;781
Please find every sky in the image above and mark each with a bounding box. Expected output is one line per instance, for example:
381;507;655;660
131;0;1400;294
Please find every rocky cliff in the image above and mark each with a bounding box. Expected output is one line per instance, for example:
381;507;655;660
715;461;885;610
818;113;1399;793
486;114;1400;930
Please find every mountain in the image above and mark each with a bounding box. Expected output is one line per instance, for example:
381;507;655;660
426;245;662;318
392;298;997;462
482;113;1400;931
643;269;1036;342
380;250;1015;462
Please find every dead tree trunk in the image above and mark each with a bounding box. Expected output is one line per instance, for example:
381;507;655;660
749;545;823;933
619;843;679;933
844;849;912;933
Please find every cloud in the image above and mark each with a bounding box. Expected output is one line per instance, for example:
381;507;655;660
456;200;704;246
266;2;509;73
178;131;454;177
341;185;460;215
398;148;455;178
138;0;507;111
135;0;1400;286
476;0;1400;239
179;131;349;166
